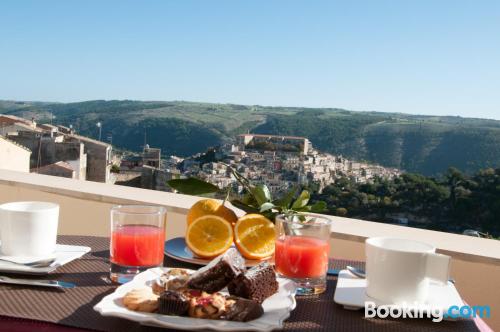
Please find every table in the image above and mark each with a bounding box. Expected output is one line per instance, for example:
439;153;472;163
0;236;484;332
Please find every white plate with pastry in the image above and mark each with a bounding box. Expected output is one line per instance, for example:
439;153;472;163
94;249;297;331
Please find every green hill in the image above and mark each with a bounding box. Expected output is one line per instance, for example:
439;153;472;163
1;99;499;176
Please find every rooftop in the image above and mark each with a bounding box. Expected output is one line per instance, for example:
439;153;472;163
0;121;43;133
0;134;32;152
0;114;34;125
65;133;111;147
33;161;75;173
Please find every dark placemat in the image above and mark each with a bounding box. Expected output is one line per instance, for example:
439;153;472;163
0;235;479;332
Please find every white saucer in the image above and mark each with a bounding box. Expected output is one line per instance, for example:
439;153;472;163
333;270;467;319
164;237;272;267
0;243;90;275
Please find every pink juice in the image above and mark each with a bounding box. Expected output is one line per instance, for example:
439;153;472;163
111;225;165;267
275;236;330;278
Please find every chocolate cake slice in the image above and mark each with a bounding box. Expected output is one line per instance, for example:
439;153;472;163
187;248;245;293
227;262;278;303
222;296;264;322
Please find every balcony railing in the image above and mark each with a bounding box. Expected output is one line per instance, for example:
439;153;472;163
0;168;498;329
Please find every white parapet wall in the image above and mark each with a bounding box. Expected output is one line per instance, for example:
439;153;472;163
0;169;499;328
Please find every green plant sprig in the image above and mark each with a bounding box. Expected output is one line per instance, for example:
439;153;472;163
167;162;327;222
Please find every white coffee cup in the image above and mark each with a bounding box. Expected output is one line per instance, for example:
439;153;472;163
365;237;451;304
0;201;59;257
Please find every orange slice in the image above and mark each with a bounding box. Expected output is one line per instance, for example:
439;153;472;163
186;215;234;259
186;199;238;227
234;214;275;260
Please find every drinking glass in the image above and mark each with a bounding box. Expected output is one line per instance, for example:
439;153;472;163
110;205;166;283
275;213;332;295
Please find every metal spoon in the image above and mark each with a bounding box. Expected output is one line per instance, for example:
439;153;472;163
0;257;57;268
346;265;456;284
346;265;366;278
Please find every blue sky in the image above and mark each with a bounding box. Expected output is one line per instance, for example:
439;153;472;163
1;1;499;120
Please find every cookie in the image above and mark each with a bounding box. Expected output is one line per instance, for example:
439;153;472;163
122;287;159;313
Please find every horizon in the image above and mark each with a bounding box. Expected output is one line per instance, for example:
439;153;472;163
1;1;500;120
3;98;500;122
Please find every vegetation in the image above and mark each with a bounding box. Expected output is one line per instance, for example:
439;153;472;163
310;167;500;237
1;99;499;176
110;164;120;173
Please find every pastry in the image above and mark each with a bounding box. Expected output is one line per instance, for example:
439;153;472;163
158;290;190;316
187;291;227;319
152;269;191;294
222;296;264;322
165;268;190;277
187;248;245;293
122;288;159;313
228;262;278;303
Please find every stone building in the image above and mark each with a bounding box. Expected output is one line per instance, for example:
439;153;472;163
65;134;112;183
1;115;111;182
7;130;87;180
237;133;311;155
142;146;161;169
140;165;180;191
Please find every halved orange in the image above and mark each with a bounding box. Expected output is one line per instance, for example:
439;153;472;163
234;214;275;260
186;199;238;227
186;215;234;259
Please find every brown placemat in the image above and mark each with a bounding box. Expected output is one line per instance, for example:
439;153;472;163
0;236;479;332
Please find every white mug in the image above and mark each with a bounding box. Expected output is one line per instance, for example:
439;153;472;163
365;237;451;304
0;201;59;257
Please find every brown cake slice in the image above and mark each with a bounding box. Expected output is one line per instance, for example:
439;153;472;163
222;296;264;322
227;262;278;304
187;248;246;293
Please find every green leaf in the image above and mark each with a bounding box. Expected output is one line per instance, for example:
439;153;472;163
241;192;257;206
274;187;297;209
295;205;311;212
310;201;327;213
167;178;219;195
230;199;260;214
251;184;272;206
291;190;310;209
260;202;275;213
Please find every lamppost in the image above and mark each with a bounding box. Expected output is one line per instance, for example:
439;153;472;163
97;122;102;141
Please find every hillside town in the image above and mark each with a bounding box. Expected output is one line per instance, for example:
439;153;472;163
176;134;401;194
119;133;401;194
0;114;400;194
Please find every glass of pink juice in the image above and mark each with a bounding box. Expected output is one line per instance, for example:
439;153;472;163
110;205;166;283
275;214;331;295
